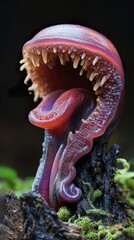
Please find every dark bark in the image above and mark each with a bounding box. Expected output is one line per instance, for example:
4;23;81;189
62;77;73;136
0;192;83;240
20;192;83;240
0;192;24;240
73;129;128;225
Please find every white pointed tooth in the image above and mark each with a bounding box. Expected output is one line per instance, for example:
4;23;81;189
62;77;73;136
37;49;40;55
81;52;86;59
96;97;101;106
42;49;48;64
82;119;88;125
68;49;72;54
20;62;28;71
65;52;69;61
34;92;39;102
20;59;26;64
24;74;31;84
93;81;101;91
86;71;90;79
53;47;57;53
79;67;84;76
89;72;98;81
100;76;108;86
58;54;62;63
35;55;40;67
28;84;34;91
93;111;99;117
71;52;75;59
80;58;85;66
92;56;99;66
30;54;36;67
67;131;73;145
73;56;80;69
59;54;66;65
83;60;88;70
28;83;38;91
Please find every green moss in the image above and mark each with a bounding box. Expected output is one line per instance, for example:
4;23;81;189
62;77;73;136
58;157;134;239
82;181;106;217
86;208;106;216
68;215;124;240
114;158;134;215
126;209;134;221
115;158;130;174
75;216;90;232
92;189;102;201
123;225;134;239
57;157;134;239
85;232;98;239
98;224;122;240
57;206;71;222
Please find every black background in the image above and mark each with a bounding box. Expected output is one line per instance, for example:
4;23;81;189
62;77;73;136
0;0;134;177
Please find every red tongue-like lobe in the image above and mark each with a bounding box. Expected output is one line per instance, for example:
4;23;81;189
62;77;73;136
28;88;92;131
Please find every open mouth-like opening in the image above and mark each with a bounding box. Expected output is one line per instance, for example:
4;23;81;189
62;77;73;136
20;42;111;135
20;43;108;102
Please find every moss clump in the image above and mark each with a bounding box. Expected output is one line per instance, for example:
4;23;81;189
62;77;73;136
57;157;134;239
114;158;134;217
57;206;71;222
57;212;124;239
92;189;102;201
85;232;98;240
73;216;122;240
123;224;134;239
75;216;90;233
82;181;106;217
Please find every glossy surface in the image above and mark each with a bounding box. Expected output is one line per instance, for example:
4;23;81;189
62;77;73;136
21;24;124;209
